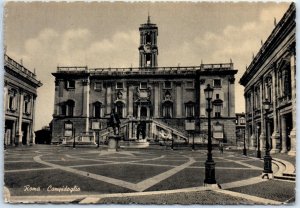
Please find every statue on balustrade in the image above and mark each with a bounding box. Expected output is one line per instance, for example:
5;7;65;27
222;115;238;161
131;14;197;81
137;121;146;140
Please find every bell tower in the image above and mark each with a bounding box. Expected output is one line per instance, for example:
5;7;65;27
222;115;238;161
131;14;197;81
139;15;158;68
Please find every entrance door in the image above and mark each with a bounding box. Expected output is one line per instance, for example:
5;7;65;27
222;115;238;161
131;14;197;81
21;123;28;145
5;120;14;146
140;106;147;118
286;113;293;151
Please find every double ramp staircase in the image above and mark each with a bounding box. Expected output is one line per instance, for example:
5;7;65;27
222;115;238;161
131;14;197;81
61;118;190;147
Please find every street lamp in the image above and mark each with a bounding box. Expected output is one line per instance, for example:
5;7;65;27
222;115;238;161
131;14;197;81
257;125;261;158
262;99;273;179
204;84;217;185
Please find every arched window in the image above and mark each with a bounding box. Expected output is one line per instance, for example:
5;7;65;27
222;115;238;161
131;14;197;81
93;102;102;118
162;101;173;118
115;101;124;118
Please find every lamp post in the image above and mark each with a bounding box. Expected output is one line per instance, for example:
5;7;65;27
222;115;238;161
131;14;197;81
243;129;247;156
204;84;216;185
257;125;261;158
262;99;273;179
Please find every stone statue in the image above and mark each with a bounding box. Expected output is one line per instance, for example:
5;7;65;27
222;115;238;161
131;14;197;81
137;121;146;140
108;110;120;135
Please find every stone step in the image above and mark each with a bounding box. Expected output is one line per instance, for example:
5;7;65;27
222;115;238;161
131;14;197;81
274;175;296;181
283;173;296;177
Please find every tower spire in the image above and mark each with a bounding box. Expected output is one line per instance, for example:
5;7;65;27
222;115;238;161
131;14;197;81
147;11;151;24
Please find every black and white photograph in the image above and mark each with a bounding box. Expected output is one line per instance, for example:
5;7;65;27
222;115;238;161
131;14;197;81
2;0;296;205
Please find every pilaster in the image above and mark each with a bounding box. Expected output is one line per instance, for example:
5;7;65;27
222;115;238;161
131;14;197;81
175;82;182;117
82;78;90;132
259;83;265;151
270;68;280;153
17;89;24;145
280;115;287;153
288;45;296;156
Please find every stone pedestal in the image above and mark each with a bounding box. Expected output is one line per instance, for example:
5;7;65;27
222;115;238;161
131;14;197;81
108;136;121;152
249;134;256;150
270;131;280;154
288;129;296;156
119;139;150;148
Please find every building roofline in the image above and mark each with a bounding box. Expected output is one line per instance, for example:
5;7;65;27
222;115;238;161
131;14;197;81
4;54;43;87
239;2;295;86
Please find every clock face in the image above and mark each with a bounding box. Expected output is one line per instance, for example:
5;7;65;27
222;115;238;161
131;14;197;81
144;44;151;53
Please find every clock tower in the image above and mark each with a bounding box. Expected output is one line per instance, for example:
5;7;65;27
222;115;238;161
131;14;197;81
139;15;158;68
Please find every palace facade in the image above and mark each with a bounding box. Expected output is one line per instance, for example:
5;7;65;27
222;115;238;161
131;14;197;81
51;17;238;145
4;54;43;146
240;3;296;155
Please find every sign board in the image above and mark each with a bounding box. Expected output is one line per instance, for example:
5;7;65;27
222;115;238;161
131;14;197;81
213;123;223;140
64;130;73;137
64;121;73;137
139;91;148;98
185;120;195;131
65;123;73;129
92;121;100;130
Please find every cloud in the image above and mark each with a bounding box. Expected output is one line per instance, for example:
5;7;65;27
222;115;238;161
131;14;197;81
8;28;139;130
160;5;288;113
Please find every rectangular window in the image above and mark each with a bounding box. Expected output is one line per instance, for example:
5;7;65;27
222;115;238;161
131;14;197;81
213;79;221;88
116;82;124;89
164;81;172;89
185;105;195;118
61;105;66;116
216;94;220;99
94;82;102;91
214;105;222;118
8;96;15;110
186;81;194;89
140;82;148;89
66;80;75;89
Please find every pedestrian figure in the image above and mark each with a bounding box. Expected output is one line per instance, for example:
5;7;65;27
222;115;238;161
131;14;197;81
219;141;224;154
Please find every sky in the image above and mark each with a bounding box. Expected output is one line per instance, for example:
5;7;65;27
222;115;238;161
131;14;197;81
4;1;290;131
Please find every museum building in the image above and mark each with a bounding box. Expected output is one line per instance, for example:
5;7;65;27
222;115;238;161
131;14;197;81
51;17;238;145
4;54;43;146
239;3;296;155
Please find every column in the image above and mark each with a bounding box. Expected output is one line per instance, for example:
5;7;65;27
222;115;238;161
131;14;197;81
271;69;280;153
259;83;266;151
281;115;287;153
154;83;159;117
4;85;8;112
288;48;296;156
106;83;112;114
148;122;153;139
175;82;182;117
31;96;36;145
17;90;24;145
26;124;30;145
128;121;132;139
229;76;235;117
147;107;150;119
128;85;133;116
137;105;141;118
83;78;90;132
250;90;256;149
